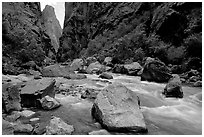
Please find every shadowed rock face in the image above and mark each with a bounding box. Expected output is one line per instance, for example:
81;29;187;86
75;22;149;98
2;2;62;75
2;2;45;74
41;5;62;55
58;2;201;66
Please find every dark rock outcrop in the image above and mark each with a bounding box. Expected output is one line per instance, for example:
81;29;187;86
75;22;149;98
99;72;113;79
41;5;62;57
141;58;172;83
92;83;147;133
163;74;183;98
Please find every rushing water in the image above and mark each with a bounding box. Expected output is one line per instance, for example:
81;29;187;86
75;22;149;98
19;73;202;135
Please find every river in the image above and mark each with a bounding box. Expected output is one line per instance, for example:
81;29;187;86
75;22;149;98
19;73;202;135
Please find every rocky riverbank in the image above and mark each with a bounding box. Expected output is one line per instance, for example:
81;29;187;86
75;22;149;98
2;57;202;135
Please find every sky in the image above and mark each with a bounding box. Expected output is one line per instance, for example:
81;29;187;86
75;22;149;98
40;2;65;28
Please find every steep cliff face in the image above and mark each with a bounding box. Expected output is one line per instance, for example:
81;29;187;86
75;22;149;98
59;2;201;67
41;5;62;57
2;2;62;74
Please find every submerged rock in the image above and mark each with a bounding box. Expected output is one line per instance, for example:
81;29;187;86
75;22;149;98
99;72;113;79
141;58;172;83
92;83;147;133
46;116;74;135
163;74;183;98
40;95;61;110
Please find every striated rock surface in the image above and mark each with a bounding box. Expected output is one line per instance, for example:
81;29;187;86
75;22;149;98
41;5;62;55
92;83;147;133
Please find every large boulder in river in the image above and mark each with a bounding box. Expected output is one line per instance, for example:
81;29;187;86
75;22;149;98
163;74;183;98
20;79;56;107
2;84;22;113
86;61;105;74
46;116;74;135
42;64;73;77
124;62;143;76
141;58;172;83
92;83;147;133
